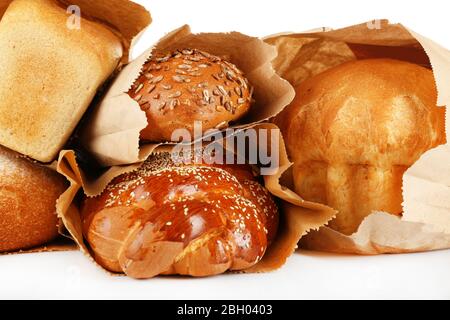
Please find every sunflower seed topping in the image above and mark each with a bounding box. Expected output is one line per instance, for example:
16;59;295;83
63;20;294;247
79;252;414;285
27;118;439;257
169;91;182;99
158;102;166;110
215;121;228;130
178;64;192;70
156;55;170;63
224;101;234;112
150;75;164;84
200;51;212;59
238;77;248;89
169;99;179;110
139;49;252;116
173;75;191;83
203;90;210;103
217;85;228;96
172;75;184;83
226;71;236;81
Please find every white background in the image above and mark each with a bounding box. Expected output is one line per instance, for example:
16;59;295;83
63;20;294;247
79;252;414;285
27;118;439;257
132;0;450;58
1;0;450;300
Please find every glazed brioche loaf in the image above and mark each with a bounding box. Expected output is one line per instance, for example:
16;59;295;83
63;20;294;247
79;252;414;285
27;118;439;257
81;153;278;278
0;145;68;252
276;59;446;235
0;0;123;162
128;49;253;142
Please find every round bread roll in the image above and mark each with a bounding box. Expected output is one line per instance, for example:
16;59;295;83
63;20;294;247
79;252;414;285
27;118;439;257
276;59;446;235
0;145;68;252
128;49;253;142
81;153;278;279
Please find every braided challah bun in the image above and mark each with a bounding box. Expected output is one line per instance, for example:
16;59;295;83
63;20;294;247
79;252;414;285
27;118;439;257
81;153;278;278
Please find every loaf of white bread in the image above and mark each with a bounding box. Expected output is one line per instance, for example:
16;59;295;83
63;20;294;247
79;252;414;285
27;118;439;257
276;59;446;235
0;0;149;162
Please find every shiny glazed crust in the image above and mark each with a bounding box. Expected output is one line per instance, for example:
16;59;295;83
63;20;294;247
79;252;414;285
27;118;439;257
81;153;278;278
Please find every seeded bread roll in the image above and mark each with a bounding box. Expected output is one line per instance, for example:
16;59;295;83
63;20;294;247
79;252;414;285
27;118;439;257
128;49;253;142
276;59;446;235
81;153;278;279
0;145;68;252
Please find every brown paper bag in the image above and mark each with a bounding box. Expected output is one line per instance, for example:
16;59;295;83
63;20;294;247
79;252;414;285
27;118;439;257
81;25;295;167
52;25;336;275
265;20;450;254
55;121;336;275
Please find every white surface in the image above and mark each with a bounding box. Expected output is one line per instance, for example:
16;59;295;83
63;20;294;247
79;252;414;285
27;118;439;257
1;0;450;300
1;249;449;299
